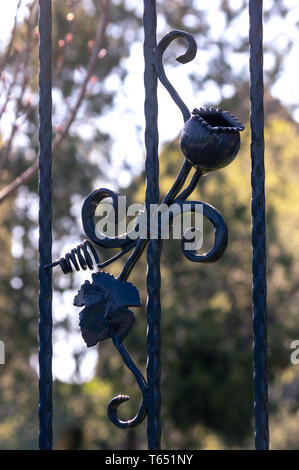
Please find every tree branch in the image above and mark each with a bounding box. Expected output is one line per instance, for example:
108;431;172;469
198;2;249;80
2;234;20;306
0;0;22;77
53;0;109;152
0;2;37;179
0;0;109;205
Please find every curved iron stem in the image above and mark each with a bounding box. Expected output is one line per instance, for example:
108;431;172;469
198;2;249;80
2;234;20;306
174;200;228;263
163;159;192;204
118;162;202;281
119;238;148;282
108;326;148;428
154;30;197;123
175;167;202;202
81;187;136;249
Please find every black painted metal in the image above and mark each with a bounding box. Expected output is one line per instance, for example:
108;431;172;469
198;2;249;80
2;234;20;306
46;239;100;274
154;30;196;123
181;108;244;171
143;0;161;450
38;0;53;451
74;268;148;428
108;327;148;428
249;0;269;450
46;1;244;450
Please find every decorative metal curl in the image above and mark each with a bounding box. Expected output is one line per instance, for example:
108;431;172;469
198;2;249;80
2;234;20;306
82;187;134;249
154;30;197;123
108;325;147;428
47;28;244;430
46;240;100;274
177;200;228;263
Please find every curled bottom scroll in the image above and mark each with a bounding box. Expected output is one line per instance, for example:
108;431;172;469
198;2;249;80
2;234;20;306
108;327;148;428
172;200;228;263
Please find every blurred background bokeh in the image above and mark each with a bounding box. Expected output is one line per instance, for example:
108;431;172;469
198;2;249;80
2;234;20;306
0;0;299;450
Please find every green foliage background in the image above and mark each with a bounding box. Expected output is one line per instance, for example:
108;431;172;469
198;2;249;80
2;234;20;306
0;0;299;450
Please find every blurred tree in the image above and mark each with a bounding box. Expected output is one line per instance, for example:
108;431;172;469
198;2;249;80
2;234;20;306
123;108;299;449
0;0;298;450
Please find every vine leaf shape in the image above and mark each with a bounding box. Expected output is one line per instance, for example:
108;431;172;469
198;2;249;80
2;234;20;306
51;29;244;429
74;271;141;347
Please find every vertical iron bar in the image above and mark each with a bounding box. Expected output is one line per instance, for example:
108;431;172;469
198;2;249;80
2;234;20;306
38;0;53;450
143;0;161;450
249;0;269;450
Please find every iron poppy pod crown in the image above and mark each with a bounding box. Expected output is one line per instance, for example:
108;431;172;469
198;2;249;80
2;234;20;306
180;107;244;173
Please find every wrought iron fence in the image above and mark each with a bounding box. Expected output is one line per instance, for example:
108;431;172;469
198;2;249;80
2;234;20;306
38;0;268;450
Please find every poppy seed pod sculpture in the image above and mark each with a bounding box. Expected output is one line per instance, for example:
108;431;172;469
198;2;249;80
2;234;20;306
180;107;244;172
48;28;245;434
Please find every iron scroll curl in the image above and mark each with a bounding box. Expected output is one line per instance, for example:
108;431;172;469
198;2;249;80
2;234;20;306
81;187;135;250
154;30;197;123
48;27;243;430
174;200;228;264
107;326;148;428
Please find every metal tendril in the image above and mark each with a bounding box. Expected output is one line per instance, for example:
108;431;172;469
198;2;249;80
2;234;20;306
47;27;242;430
45;240;100;274
154;30;197;123
107;323;148;428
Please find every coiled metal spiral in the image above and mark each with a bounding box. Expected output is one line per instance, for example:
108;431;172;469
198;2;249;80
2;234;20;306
46;240;100;274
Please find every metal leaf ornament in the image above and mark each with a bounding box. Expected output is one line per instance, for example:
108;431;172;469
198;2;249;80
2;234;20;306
74;272;141;347
49;29;244;430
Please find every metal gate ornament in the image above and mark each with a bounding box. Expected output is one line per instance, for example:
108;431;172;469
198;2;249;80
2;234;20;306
49;30;244;429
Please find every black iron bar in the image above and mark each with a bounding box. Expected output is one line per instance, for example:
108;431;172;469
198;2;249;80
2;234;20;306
249;0;269;450
41;0;245;449
38;0;53;450
143;0;161;450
